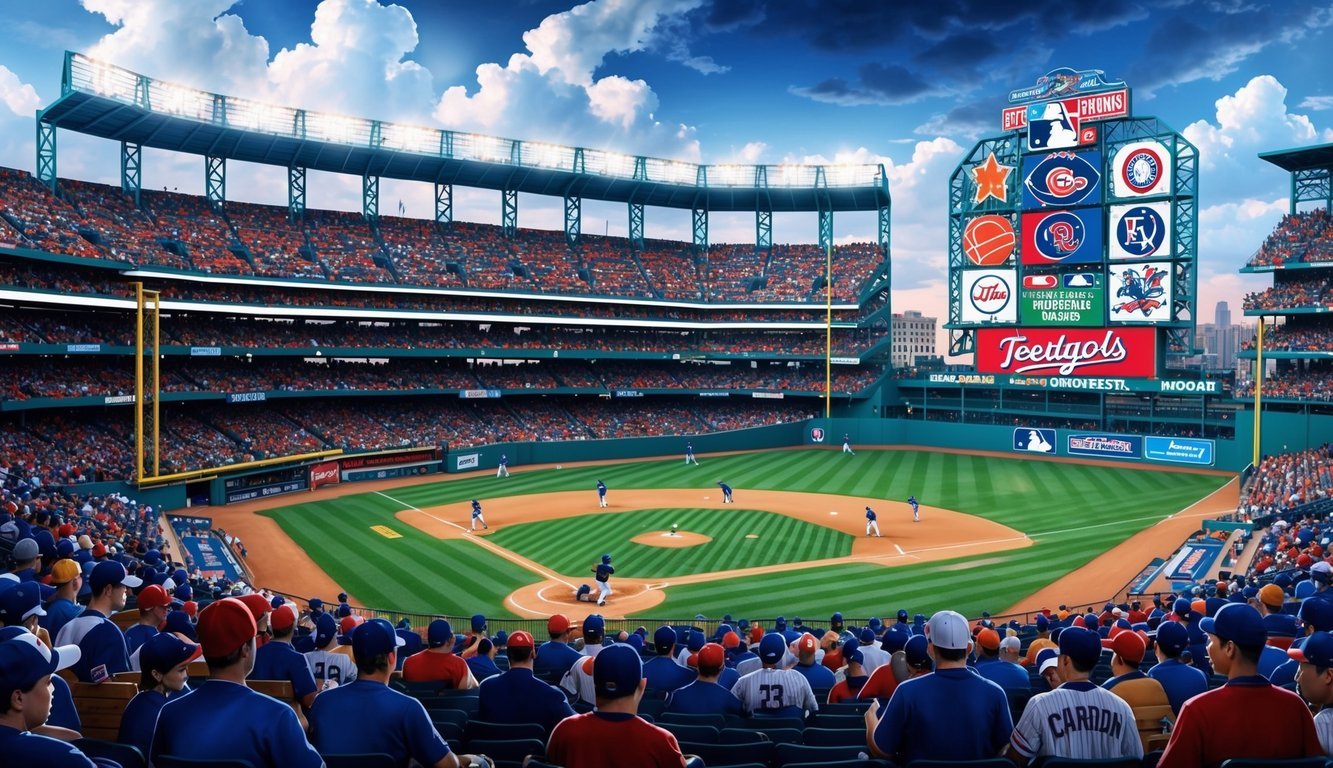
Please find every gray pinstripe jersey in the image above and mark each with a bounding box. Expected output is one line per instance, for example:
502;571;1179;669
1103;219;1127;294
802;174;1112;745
1009;682;1143;760
730;667;819;716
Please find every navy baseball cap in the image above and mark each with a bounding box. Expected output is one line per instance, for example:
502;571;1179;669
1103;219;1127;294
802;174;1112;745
1300;598;1333;632
139;632;202;675
1035;614;1050;631
1155;621;1189;655
1172;598;1192;617
583;614;605;638
881;624;910;653
313;613;338;648
830;612;843;624
309;597;324;611
859;628;876;644
0;582;47;624
90;561;142;593
905;635;931;668
163;610;197;640
845;647;864;665
1036;647;1060;674
593;644;642;699
653;626;676;652
1290;632;1333;668
774;616;786;629
471;614;486;632
0;631;80;692
687;629;705;652
759;633;787;663
1058;626;1103;668
428;619;453;648
1200;603;1266;650
352;618;405;663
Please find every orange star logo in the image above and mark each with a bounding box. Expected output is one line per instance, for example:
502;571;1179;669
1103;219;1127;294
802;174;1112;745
970;151;1012;205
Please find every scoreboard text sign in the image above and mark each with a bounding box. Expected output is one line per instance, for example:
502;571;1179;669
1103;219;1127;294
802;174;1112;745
1020;272;1104;326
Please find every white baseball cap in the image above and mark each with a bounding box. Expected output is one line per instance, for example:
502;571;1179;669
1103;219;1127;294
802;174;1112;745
925;610;970;650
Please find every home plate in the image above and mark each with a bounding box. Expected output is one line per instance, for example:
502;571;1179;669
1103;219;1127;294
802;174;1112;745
829;511;838;516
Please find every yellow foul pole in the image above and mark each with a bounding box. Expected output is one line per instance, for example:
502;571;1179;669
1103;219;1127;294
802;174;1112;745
1252;316;1264;466
133;282;145;482
824;243;832;419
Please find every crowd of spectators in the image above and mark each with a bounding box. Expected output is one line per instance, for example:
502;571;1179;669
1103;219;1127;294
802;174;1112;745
1237;445;1333;522
1241;319;1333;352
1235;369;1333;401
1248;207;1333;267
1243;277;1333;311
0;166;889;302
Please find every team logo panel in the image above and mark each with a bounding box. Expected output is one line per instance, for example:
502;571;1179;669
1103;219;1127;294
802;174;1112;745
1020;209;1103;265
1021;151;1102;208
963;215;1017;266
1112;140;1171;198
1109;201;1172;260
960;270;1017;324
1109;262;1172;322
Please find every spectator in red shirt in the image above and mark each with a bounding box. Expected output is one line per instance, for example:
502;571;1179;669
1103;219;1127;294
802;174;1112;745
401;620;477;691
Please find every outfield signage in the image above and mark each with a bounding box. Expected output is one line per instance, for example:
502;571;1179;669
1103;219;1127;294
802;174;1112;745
226;479;307;503
614;390;643;398
752;392;785;399
310;461;340;490
1067;433;1142;459
1145;436;1215;466
190;346;222;356
341;449;439;471
455;453;479;470
927;373;997;386
1019;272;1104;326
1021;209;1103;266
1109;262;1173;323
66;344;101;353
227;392;267;403
104;395;136;405
976;327;1157;377
961;269;1017;324
907;375;1219;394
1012;428;1056;454
460;389;502;399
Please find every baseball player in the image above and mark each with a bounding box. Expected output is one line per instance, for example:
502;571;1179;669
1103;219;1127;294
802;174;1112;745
685;442;699;465
593;554;614;606
470;499;488;531
596;480;608;508
717;482;733;504
908;495;920;523
865;506;881;537
496;454;509;478
842;433;855;455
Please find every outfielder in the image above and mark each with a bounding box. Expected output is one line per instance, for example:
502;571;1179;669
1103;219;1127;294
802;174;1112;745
717;482;733;503
685;442;699;465
470;499;488;531
596;480;608;508
908;495;920;522
496;454;509;478
865;506;881;537
593;554;615;606
842;433;855;455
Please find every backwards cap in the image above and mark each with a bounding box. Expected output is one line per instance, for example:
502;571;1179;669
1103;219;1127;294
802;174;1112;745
593;644;642;700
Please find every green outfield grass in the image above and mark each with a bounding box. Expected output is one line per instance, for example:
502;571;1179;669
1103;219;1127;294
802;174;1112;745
486;508;852;578
261;449;1230;618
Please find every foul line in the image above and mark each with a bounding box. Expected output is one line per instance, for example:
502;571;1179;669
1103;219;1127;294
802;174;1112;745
374;491;576;589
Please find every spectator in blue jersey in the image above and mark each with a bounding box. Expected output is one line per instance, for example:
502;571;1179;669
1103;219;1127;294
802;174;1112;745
124;584;171;659
1146;621;1207;714
55;560;140;682
866;610;1012;764
466;638;502;682
973;628;1028;692
1269;596;1333;687
477;630;575;735
395;619;423;671
535;614;581;681
0;620;80;737
792;633;836;690
39;560;83;640
118;631;202;756
666;643;742;716
0;630;99;768
151;598;324;768
644;626;693;693
249;604;319;710
311;618;491;768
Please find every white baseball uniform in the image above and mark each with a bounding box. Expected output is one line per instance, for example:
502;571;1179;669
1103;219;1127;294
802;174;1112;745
731;667;818;717
1009;682;1143;761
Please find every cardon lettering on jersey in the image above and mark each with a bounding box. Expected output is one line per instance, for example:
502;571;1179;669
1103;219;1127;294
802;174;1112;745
1048;704;1124;739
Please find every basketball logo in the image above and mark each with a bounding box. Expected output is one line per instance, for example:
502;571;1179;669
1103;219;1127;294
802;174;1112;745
963;215;1016;266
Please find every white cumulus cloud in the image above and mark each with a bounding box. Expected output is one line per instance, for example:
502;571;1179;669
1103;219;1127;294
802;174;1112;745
0;66;41;117
1183;75;1323;179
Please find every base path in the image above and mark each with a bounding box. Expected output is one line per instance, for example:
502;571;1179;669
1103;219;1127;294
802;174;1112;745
391;489;1030;618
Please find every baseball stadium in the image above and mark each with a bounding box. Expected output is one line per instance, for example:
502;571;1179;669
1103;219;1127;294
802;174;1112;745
1;37;1332;768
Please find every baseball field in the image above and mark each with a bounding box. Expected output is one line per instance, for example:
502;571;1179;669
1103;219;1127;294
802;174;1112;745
218;448;1237;621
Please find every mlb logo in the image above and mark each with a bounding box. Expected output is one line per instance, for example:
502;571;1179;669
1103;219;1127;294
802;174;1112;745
1027;100;1082;151
1013;428;1057;454
1064;273;1100;288
810;428;825;443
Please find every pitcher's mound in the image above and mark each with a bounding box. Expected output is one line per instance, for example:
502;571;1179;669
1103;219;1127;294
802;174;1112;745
631;530;711;548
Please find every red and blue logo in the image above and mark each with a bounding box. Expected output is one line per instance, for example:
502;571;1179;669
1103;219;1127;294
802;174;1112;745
1022;151;1102;208
1021;209;1103;265
1114;205;1167;258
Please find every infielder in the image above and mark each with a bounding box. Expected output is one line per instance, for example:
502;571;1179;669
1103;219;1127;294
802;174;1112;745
908;495;920;522
865;506;881;537
596;480;608;508
842;433;855;455
496;454;509;478
717;482;733;503
685;442;699;465
470;499;488;531
593;554;615;606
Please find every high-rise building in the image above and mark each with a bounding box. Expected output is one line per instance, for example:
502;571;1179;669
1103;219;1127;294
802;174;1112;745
891;310;936;367
1196;301;1244;372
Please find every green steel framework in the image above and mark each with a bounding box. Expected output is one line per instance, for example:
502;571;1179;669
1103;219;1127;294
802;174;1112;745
946;116;1199;362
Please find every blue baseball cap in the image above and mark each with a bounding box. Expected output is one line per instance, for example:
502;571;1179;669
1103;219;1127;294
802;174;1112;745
881;624;910;653
1300;598;1333;632
845;647;864;665
428;619;454;648
687;629;705;652
0;582;47;624
759;632;787;663
593;644;642;699
1155;621;1189;656
1035;614;1049;631
0;631;80;692
1172;598;1192;617
471;614;486;632
1290;632;1333;668
905;634;931;668
583;614;605;638
859;628;876;644
140;632;202;674
1200;603;1266;650
90;561;142;593
774;616;786;629
1035;647;1060;674
314;613;338;648
1058;626;1103;668
351;618;405;663
653;625;677;652
163;610;197;640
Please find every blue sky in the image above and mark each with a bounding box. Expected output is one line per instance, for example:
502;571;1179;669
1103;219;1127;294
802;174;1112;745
1;0;1331;353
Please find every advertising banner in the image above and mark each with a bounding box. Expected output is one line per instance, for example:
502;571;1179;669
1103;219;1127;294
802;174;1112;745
227;392;267;403
66;344;101;353
614;390;643;398
1108;262;1173;323
810;428;825;443
1012;427;1057;454
1005;376;1220;394
1163;540;1224;582
1111;141;1172;198
190;347;222;357
226;479;308;503
976;327;1157;377
341;449;439;471
1067;433;1143;459
1019;272;1104;326
310;461;341;490
1003;87;1130;131
1109;201;1173;260
459;389;502;399
455;453;480;470
1020;209;1103;266
1023;98;1100;152
1021;150;1103;209
960;269;1017;324
752;392;785;399
1145;436;1215;466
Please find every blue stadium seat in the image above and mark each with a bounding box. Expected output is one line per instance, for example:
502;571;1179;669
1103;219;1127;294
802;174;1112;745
461;737;546;768
73;737;146;768
321;754;396;768
465;720;546;742
801;727;867;747
657;712;727;730
810;713;864;729
1033;758;1142;768
907;760;1013;768
154;758;257;768
775;743;870;767
678;739;774;767
1218;760;1329;768
660;723;720;743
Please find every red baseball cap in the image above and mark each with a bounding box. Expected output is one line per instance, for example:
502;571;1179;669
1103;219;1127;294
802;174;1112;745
547;614;570;635
237;594;272;623
698;643;725;669
136;584;172;611
340;615;364;636
721;631;740;649
508;630;535;649
1108;629;1145;664
796;633;817;654
270;604;297;633
196;598;257;658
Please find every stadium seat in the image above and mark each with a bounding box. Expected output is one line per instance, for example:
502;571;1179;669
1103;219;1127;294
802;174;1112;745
810;713;864;729
154;758;257;768
465;720;546;742
907;760;1014;768
1218;760;1329;768
429;707;471;735
800;727;867;747
69;680;137;741
657;712;727;730
821;701;872;715
320;754;396;768
677;739;774;767
1033;758;1143;768
637;697;667;718
73;737;146;768
748;714;806;732
783;761;893;768
461;738;546;768
774;743;872;767
737;727;801;745
660;722;720;743
1131;704;1175;753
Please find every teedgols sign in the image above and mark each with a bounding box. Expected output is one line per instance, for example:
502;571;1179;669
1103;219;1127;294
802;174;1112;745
976;327;1157;377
